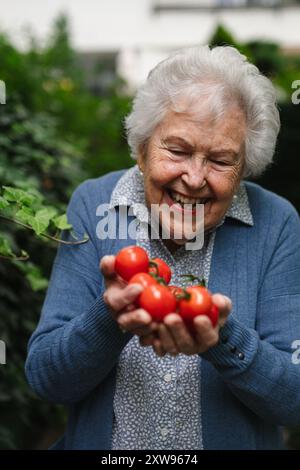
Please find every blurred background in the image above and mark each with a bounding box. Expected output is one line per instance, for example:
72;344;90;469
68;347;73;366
0;0;299;450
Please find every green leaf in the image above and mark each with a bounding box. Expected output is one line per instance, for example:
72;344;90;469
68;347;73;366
26;272;48;291
0;235;14;257
27;207;58;235
41;206;58;220
0;196;9;210
30;209;52;235
2;186;36;207
17;262;49;291
15;207;35;225
16;206;59;236
52;213;72;230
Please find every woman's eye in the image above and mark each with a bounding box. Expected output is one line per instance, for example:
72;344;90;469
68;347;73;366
211;159;229;166
170;149;188;156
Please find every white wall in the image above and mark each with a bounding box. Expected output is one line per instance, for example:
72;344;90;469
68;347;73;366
0;0;299;50
1;0;299;87
0;0;151;51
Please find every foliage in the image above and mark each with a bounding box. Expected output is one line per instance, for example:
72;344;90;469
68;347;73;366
0;99;87;281
0;101;86;448
0;182;88;261
209;23;300;102
255;103;300;214
209;24;253;59
0;16;133;178
209;24;300;221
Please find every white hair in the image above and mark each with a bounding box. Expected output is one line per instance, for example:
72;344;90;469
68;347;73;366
125;45;280;179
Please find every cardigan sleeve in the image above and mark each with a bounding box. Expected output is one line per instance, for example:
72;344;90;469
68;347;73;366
25;182;133;404
202;205;300;426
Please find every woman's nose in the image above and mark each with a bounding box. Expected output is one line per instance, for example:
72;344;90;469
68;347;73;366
181;157;207;191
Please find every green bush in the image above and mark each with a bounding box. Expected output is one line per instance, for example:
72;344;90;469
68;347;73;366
0;16;133;178
209;23;300;103
256;103;300;214
0;107;75;448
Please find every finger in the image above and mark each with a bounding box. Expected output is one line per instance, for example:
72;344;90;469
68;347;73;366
105;283;143;312
211;294;232;326
100;255;116;280
117;308;152;330
169;351;178;357
124;303;136;312
157;323;178;354
131;321;158;337
139;325;159;346
153;338;166;357
211;294;232;312
164;314;197;355
194;315;219;352
139;333;156;347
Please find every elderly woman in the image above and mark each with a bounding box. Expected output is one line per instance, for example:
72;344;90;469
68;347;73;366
25;45;300;450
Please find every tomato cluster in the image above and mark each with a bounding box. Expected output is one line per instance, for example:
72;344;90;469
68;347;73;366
114;245;219;332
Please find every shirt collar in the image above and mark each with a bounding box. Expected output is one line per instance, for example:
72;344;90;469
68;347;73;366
226;182;254;226
109;165;254;227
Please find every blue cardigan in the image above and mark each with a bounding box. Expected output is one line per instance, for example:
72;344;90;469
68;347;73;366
25;170;300;450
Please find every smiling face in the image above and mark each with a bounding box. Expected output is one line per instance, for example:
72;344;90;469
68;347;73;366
138;103;246;250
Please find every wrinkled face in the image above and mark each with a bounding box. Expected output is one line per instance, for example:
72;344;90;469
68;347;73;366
138;104;246;250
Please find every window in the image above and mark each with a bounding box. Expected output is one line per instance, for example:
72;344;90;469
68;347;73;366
152;0;294;11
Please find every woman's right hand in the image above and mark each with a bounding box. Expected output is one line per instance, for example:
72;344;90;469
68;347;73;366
100;255;159;338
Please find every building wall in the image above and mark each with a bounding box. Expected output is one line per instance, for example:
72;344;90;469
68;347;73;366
0;0;299;87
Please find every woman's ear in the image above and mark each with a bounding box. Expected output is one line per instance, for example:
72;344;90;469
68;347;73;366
137;142;148;173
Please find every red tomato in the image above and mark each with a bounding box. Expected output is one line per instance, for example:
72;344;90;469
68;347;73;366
178;286;213;333
168;286;184;310
139;284;177;322
208;304;219;328
148;258;172;284
129;273;157;306
129;272;157;289
115;246;149;282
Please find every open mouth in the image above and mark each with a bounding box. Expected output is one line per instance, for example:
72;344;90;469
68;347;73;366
165;188;211;210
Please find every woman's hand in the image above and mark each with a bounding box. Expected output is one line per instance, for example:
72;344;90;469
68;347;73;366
100;255;159;338
100;255;231;356
140;294;232;357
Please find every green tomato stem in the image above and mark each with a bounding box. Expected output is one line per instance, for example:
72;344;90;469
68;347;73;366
179;274;206;286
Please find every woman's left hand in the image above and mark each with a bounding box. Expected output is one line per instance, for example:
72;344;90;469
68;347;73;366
139;293;232;356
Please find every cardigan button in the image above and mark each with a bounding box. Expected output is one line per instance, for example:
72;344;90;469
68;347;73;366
230;346;237;354
238;352;245;360
163;373;172;383
160;427;169;437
